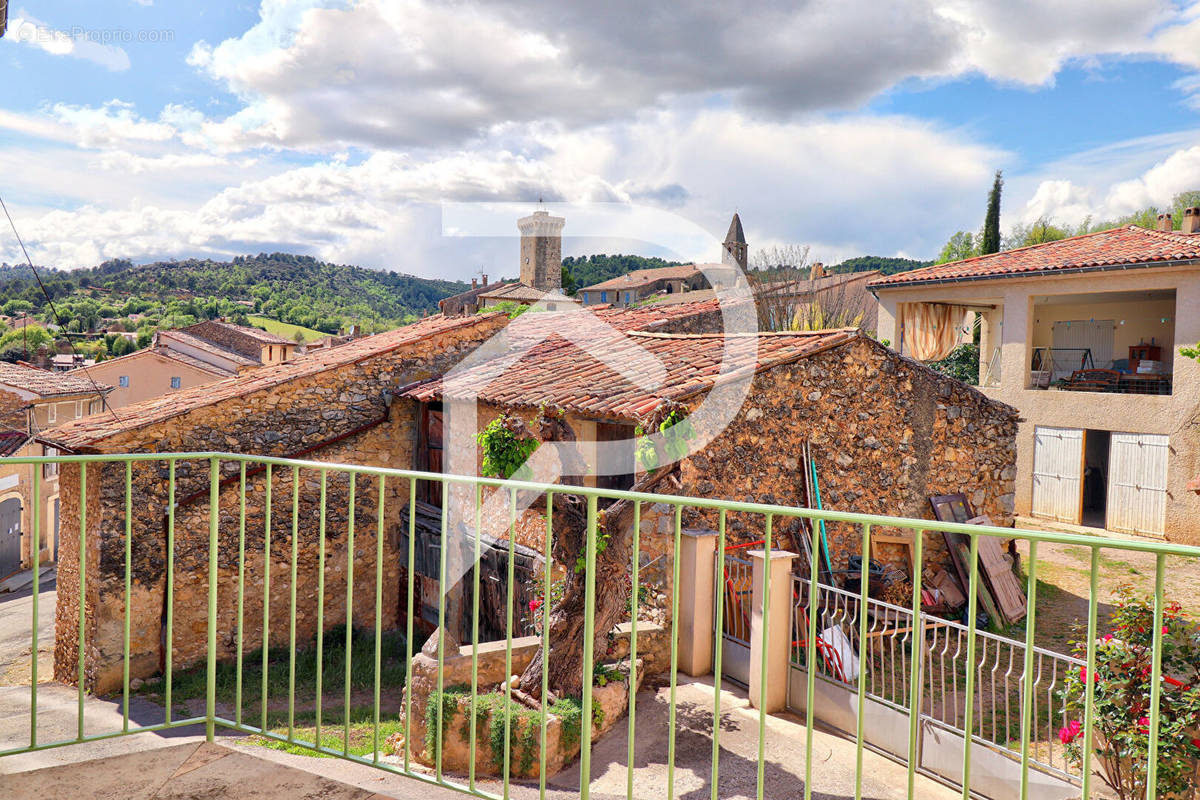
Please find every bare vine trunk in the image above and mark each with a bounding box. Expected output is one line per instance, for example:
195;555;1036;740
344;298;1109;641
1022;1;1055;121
515;407;677;699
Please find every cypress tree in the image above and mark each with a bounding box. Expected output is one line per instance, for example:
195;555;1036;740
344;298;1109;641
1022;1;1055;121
980;170;1003;255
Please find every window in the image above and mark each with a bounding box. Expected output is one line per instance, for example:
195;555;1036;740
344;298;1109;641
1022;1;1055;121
75;400;83;418
268;346;273;360
170;377;182;389
581;292;588;304
88;399;101;415
118;375;129;388
42;446;59;479
46;403;56;424
600;291;608;303
624;292;632;303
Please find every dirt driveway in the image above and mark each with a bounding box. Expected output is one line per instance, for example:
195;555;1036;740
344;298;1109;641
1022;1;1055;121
0;574;55;686
1015;538;1200;656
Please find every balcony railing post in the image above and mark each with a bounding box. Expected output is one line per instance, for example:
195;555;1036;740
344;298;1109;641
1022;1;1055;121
677;527;719;677
205;456;219;742
748;546;795;712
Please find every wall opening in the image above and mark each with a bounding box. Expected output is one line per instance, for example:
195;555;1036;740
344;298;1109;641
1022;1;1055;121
1082;429;1110;530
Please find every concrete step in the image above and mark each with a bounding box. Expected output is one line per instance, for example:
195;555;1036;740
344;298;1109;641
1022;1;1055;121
0;564;56;594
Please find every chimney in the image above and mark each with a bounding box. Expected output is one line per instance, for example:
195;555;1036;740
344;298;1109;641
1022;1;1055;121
810;262;825;280
1157;212;1173;232
1183;207;1200;235
482;273;488;286
471;278;478;290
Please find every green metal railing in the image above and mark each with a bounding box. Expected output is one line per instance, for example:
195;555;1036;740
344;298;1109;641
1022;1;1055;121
1;451;1198;800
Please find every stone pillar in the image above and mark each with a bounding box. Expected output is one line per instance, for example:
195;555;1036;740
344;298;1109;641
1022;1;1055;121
676;528;719;677
748;548;796;712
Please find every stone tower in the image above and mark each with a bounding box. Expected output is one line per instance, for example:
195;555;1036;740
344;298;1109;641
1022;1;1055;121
518;209;565;291
722;212;747;271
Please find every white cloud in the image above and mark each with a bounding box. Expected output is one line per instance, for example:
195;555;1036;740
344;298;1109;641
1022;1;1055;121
0;110;1004;272
178;0;1200;153
4;15;131;72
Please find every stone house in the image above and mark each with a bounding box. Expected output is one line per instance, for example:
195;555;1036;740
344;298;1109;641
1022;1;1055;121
45;313;508;692
43;298;1016;694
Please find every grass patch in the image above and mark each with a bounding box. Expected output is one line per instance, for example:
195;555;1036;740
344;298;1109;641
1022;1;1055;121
138;627;409;720
249;705;405;758
248;314;328;342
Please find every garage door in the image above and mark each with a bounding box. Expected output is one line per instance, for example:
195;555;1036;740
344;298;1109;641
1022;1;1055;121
1032;427;1083;524
1107;433;1168;536
0;497;21;578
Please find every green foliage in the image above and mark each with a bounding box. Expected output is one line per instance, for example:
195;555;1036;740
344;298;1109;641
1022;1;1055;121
634;409;695;474
1004;216;1072;249
979;170;1003;255
0;253;465;341
561;254;685;295
427;687;604;773
476;416;539;479
935;231;978;264
0;323;53;361
478;300;533;320
928;343;980;385
1060;587;1200;800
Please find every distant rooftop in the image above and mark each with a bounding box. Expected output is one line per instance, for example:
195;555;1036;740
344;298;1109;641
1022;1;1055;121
0;362;113;399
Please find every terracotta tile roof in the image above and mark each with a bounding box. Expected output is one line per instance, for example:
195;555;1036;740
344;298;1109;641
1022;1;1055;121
0;362;113;398
74;346;236;379
578;264;703;293
158;330;261;368
440;280;511;313
181;320;294;359
44;313;504;449
478;283;580;303
870;226;1200;288
0;430;29;458
401;309;857;420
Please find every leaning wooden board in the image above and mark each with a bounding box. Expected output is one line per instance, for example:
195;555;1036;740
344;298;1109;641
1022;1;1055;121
951;541;1005;633
966;516;1027;624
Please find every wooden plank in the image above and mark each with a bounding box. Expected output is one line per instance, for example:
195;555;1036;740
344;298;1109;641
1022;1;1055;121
953;542;1004;633
966;516;1027;625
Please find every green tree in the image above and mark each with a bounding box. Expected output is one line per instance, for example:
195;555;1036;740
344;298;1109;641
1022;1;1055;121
935;231;977;264
980;170;1003;255
1004;216;1070;250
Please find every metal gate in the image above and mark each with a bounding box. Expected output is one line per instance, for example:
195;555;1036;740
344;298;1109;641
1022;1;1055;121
1032;426;1083;523
1107;432;1168;536
0;497;21;578
716;550;753;686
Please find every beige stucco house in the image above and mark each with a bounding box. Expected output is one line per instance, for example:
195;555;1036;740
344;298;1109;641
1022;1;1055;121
74;320;298;410
871;212;1200;540
0;363;114;576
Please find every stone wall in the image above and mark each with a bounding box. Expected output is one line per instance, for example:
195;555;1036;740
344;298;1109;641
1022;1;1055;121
54;315;508;692
677;337;1018;577
0;387;27;431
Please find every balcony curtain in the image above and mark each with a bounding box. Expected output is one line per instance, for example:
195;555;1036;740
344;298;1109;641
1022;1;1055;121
901;302;969;362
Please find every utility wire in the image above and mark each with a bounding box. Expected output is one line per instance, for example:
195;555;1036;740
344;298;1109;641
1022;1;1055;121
0;193;122;425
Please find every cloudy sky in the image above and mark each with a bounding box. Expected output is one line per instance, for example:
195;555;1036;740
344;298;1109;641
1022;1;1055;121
1;1;1200;279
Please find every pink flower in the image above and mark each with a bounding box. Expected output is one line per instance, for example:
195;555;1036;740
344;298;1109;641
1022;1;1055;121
1059;720;1083;744
1080;667;1097;683
1102;633;1114;642
529;598;542;614
1138;716;1150;734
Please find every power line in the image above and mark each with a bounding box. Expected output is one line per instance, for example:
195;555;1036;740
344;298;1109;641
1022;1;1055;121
0;193;122;425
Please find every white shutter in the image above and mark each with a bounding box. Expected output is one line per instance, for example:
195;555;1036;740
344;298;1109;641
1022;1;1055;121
1107;433;1168;536
1051;320;1115;377
1032;427;1084;524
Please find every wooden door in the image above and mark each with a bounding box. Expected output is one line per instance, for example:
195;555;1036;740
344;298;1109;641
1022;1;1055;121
0;497;21;578
1032;427;1084;524
1107;432;1168;536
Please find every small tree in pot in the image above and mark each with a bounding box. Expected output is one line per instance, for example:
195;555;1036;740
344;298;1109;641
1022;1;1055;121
1060;586;1200;799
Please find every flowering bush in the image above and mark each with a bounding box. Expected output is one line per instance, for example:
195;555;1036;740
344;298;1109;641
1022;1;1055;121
1059;586;1200;799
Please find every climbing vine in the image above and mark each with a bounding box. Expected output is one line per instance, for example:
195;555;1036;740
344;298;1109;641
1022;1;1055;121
635;408;695;474
476;415;539;479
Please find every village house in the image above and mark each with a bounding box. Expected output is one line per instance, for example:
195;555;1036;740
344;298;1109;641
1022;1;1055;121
42;282;1016;692
870;211;1200;539
0;362;114;577
74;319;299;409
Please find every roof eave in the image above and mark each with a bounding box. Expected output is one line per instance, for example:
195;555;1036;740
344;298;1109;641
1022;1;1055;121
869;257;1200;293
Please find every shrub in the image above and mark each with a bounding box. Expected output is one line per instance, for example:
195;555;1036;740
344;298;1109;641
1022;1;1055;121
1059;586;1200;799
